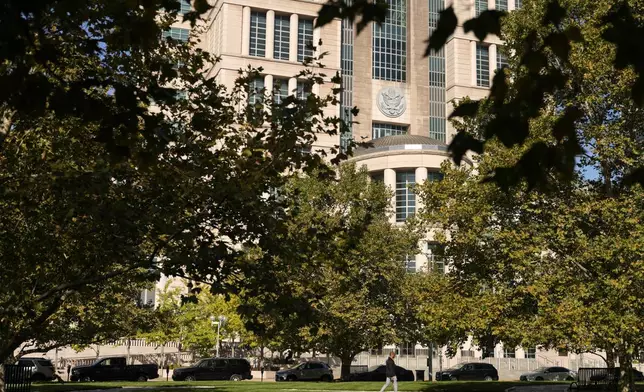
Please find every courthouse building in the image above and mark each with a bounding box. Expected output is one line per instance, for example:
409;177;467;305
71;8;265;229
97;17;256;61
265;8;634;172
39;0;616;379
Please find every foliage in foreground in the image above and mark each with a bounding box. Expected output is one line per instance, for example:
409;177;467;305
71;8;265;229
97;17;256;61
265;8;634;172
235;163;421;380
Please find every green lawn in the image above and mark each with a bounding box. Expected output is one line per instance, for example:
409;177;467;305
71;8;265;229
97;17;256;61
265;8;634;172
30;380;579;392
31;381;644;392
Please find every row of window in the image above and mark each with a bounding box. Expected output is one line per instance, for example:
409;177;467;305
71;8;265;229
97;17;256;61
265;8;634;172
249;11;314;62
373;0;407;82
476;44;509;88
476;0;522;16
248;77;311;105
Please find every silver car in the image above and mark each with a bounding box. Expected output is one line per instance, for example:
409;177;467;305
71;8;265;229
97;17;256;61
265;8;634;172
17;358;56;381
520;366;576;382
275;361;333;382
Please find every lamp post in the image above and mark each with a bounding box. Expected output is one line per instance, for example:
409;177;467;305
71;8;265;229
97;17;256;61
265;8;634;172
210;315;227;357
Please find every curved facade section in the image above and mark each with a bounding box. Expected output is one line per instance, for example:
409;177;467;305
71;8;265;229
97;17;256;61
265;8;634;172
348;135;472;273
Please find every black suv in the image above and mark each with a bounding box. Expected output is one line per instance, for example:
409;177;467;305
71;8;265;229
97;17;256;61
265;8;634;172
172;358;252;381
436;362;499;381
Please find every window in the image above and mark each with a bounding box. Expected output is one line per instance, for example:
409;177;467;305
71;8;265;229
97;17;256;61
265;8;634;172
504;347;516;358
395;171;415;222
461;350;475;358
273;78;289;104
475;0;488;16
213;359;227;367
515;0;523;8
526;347;536;359
427;171;444;182
372;0;407;82
427;243;445;274
163;27;189;42
340;13;355;151
400;342;415;356
476;44;490;87
371;172;385;183
248;77;265;105
496;0;508;11
404;255;416;273
497;47;509;70
140;288;155;306
429;0;446;142
296;80;312;100
372;123;407;139
179;0;191;14
250;11;267;57
274;15;290;60
297;18;314;62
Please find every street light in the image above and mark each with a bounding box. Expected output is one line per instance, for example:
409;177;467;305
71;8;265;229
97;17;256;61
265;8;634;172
210;315;227;357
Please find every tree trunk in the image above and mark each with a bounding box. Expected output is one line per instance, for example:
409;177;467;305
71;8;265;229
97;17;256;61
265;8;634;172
618;353;634;392
340;354;355;381
606;348;616;368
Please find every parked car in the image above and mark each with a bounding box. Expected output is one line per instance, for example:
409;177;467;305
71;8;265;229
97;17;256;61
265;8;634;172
345;365;414;382
520;366;576;381
172;358;253;381
71;357;159;382
16;358;56;381
275;361;333;382
435;362;499;381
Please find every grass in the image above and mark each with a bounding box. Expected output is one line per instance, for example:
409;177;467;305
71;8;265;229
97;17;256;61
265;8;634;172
30;380;594;392
31;380;644;392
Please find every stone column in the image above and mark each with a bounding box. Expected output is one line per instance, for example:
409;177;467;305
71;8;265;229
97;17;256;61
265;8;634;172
266;10;275;60
488;0;495;10
264;74;274;99
489;44;497;82
289;14;299;62
384;168;397;224
313;17;320;56
471;41;477;86
288;77;297;96
241;6;251;56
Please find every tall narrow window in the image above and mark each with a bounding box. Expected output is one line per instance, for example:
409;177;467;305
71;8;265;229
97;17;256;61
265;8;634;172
504;347;516;358
395;171;415;222
476;44;490;87
496;0;508;11
296;81;312;100
249;11;267;57
475;0;488;16
426;243;445;274
297;18;314;62
372;0;407;82
497;47;509;70
248;77;264;105
274;15;290;60
515;0;523;9
340;6;355;152
163;27;189;42
429;0;446;141
273;78;289;105
404;255;416;273
179;0;191;14
372;123;407;139
525;347;536;359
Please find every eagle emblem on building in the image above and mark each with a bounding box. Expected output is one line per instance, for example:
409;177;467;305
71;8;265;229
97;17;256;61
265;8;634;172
377;87;406;118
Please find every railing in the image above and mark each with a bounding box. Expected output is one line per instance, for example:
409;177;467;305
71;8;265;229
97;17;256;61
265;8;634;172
570;368;619;391
5;365;31;392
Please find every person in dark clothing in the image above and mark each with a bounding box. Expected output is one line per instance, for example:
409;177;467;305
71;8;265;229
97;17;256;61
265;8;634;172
379;351;397;392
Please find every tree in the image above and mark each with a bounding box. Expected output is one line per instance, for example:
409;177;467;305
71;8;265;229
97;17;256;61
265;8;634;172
317;0;644;188
415;1;644;389
143;281;256;359
0;7;346;391
235;163;421;380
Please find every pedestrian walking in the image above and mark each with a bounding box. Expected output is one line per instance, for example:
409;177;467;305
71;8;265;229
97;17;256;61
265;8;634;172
379;351;398;392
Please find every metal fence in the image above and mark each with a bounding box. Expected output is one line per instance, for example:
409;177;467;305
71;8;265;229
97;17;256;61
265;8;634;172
571;368;620;391
5;365;32;392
